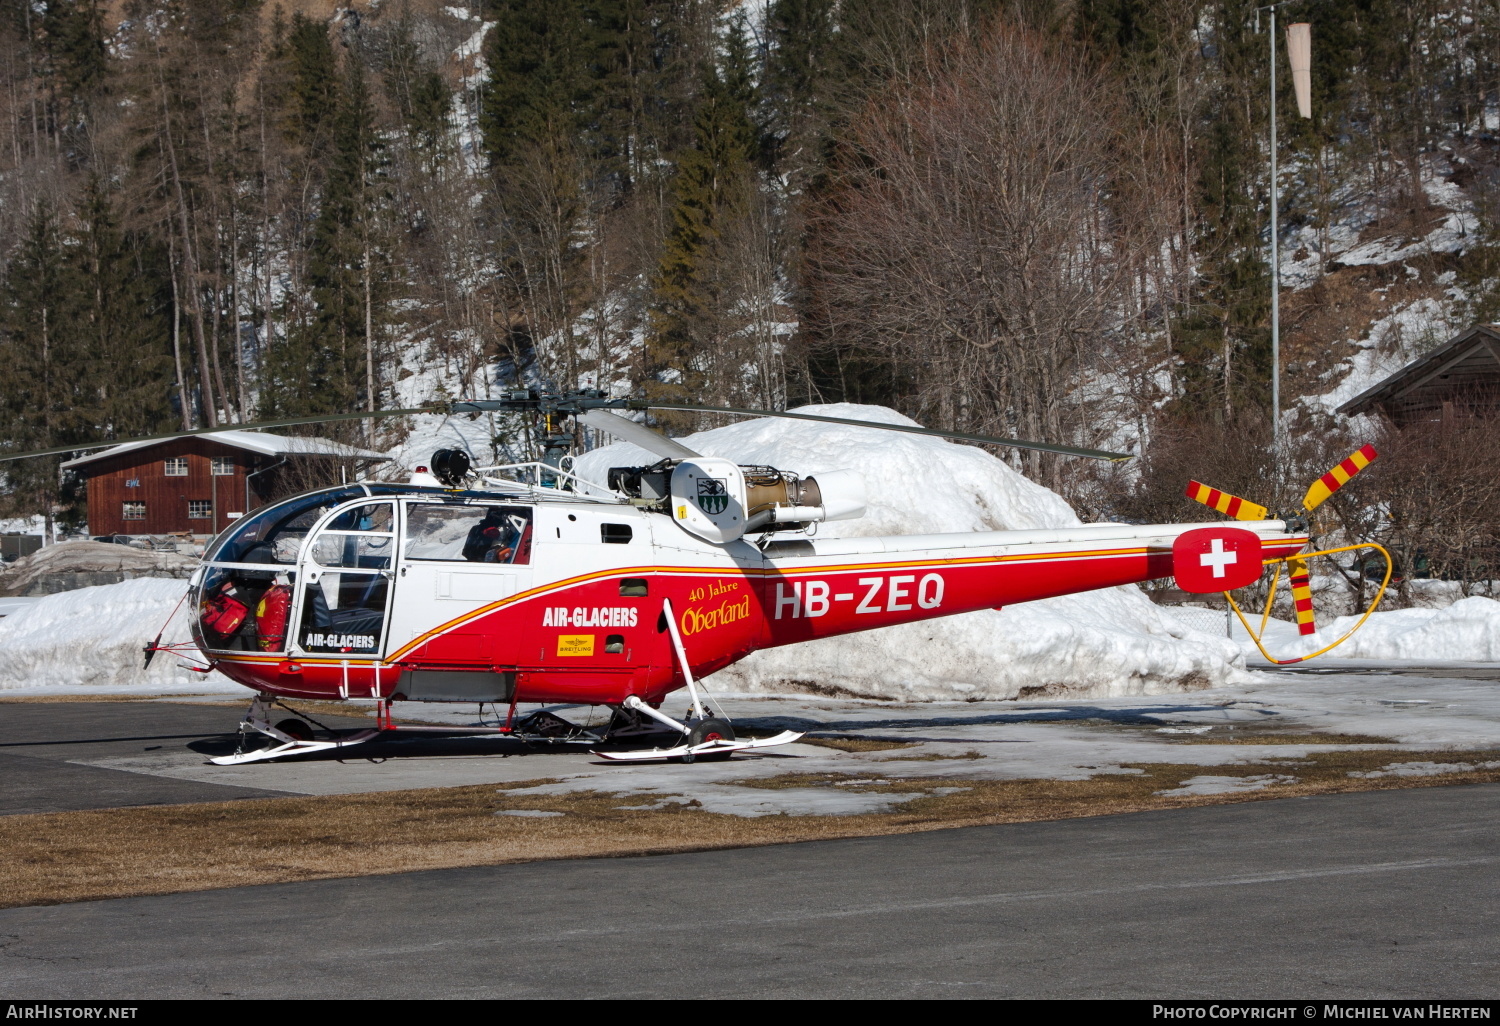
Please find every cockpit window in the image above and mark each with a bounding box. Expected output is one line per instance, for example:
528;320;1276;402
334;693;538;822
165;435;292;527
404;504;533;564
326;503;394;533
309;503;395;570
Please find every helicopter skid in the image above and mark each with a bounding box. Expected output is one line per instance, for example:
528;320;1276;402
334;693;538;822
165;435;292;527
593;729;805;763
210;728;385;765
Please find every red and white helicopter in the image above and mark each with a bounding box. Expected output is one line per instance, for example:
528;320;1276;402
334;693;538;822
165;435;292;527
5;390;1388;764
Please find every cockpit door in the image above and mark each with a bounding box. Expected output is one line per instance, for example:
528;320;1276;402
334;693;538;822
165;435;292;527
386;501;535;664
289;500;396;659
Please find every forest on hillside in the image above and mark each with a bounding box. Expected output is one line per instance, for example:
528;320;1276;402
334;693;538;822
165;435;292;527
2;0;1499;586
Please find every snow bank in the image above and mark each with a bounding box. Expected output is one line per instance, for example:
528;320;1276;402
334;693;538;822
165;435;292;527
1166;595;1500;664
0;577;237;692
574;403;1249;701
1322;597;1500;662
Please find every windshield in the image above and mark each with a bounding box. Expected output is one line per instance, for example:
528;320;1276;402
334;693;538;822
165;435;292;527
205;484;413;564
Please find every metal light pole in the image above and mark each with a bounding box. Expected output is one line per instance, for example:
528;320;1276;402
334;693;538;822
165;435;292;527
1270;2;1281;458
1259;2;1312;464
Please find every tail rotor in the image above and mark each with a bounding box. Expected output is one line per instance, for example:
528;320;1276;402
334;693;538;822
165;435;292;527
1183;444;1391;661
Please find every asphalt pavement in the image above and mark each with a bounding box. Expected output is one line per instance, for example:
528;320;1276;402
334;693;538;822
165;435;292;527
0;702;295;814
2;783;1496;999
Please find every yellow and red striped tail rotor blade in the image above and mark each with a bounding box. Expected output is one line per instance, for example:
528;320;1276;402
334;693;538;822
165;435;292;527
1302;444;1377;512
1288;563;1317;637
1184;481;1270;522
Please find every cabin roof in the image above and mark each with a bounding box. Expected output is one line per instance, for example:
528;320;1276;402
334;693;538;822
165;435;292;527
1337;323;1500;422
59;430;390;470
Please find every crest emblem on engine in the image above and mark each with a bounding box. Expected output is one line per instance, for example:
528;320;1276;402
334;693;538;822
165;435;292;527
696;477;729;515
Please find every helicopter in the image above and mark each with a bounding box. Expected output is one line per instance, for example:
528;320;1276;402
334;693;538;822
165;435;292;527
1;390;1389;764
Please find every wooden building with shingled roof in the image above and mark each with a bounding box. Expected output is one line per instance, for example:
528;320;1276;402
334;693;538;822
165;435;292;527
1338;323;1500;427
61;431;389;538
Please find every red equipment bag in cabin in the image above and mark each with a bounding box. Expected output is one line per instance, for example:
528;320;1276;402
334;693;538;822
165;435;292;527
200;586;249;637
254;584;292;652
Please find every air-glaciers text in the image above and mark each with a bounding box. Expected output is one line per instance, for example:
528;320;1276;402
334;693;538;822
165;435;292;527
543;606;639;628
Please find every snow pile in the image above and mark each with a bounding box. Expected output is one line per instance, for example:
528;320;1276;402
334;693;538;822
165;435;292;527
1170;595;1500;664
0;541;197;596
0;577;235;691
1322;596;1500;662
575;403;1249;701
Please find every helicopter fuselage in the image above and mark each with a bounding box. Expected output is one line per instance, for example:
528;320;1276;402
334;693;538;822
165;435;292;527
190;482;1307;708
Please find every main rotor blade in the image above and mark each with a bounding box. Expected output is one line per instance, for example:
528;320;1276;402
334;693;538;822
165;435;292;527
0;407;439;464
636;402;1134;462
577;409;700;459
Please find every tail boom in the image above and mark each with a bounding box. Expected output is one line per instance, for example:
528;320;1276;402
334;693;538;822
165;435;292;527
758;521;1306;649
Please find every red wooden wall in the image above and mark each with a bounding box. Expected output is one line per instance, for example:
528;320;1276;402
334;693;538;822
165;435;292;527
82;439;261;537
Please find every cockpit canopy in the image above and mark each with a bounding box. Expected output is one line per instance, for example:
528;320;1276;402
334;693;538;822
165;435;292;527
205;483;425;564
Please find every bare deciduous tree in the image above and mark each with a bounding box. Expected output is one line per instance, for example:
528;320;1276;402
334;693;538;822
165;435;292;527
803;24;1172;487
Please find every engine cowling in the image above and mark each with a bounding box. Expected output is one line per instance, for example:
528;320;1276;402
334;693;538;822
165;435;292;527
670;459;749;543
618;459;868;545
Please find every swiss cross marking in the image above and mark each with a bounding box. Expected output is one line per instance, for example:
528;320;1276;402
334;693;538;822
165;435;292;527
1199;538;1238;578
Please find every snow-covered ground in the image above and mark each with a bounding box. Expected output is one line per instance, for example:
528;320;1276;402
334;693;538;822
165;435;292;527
1166;595;1500;664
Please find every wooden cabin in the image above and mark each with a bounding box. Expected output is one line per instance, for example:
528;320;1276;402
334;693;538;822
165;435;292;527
1338;324;1500;427
62;431;389;538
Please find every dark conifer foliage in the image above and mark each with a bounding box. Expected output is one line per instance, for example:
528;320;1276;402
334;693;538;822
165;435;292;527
480;0;593;168
0;0;1497;532
70;177;175;440
648;43;759;402
285;12;341;148
0;204;88;527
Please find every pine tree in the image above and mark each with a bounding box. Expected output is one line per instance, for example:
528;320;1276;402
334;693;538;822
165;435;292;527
480;0;591;167
265;52;388;421
648;49;759;402
41;0;107;115
0;203;88;528
285;12;339;148
765;0;836;174
71;178;175;440
1168;0;1271;421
